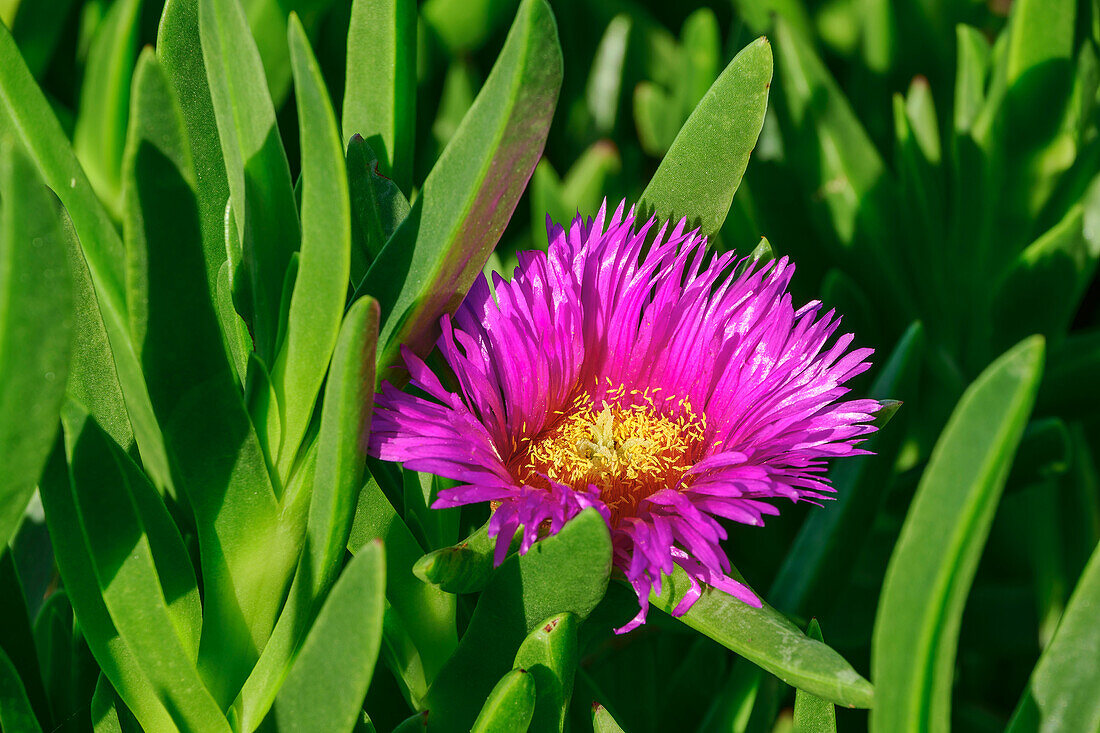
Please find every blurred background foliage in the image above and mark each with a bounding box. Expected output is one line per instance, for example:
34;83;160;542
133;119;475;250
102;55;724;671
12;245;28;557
2;0;1100;730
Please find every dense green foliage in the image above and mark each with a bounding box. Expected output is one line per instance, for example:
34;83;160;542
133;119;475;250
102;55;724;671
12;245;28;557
0;0;1098;730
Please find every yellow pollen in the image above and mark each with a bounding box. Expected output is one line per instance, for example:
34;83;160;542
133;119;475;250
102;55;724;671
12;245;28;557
510;389;706;523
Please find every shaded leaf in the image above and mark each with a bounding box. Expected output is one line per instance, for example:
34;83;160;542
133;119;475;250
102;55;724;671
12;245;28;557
198;0;299;361
343;0;415;193
157;0;232;307
0;645;42;733
236;295;379;730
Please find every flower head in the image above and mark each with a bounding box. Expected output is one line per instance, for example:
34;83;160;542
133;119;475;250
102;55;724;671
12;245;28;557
370;201;879;632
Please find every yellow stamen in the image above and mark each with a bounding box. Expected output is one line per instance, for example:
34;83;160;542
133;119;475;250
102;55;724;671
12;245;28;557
510;387;706;523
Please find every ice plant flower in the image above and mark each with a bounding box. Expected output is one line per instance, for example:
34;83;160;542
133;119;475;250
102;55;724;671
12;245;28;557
370;201;879;632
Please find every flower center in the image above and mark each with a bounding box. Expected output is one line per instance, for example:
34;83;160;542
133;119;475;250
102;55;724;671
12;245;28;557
511;389;705;522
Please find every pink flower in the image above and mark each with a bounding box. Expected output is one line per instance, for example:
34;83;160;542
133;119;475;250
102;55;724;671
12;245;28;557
370;201;879;632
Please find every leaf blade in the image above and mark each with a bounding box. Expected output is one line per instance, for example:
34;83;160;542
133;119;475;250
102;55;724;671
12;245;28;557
638;36;772;239
0;140;73;550
871;336;1046;733
361;0;562;371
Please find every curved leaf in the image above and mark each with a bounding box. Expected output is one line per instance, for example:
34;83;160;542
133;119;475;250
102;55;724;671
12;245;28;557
0;645;42;733
271;541;386;733
236;295;379;730
471;669;536;733
871;336;1045;733
0;21;174;494
651;566;873;709
271;16;353;480
793;620;837;733
157;0;231;305
198;0;299;361
513;613;578;733
361;0;562;371
639;36;772;239
63;408;228;732
0;141;73;550
1007;539;1100;732
122;50;285;707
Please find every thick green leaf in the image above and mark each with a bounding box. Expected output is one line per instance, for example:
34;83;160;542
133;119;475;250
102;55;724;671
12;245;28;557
591;704;627;733
792;620;837;733
1005;0;1075;87
652;566;872;709
72;0;141;216
1006;510;1100;731
0;141;73;550
423;508;612;732
0;645;42;733
349;477;458;701
343;0;415;193
236;296;379;730
271;540;385;733
38;439;175;731
34;592;71;728
199;0;299;361
157;0;232;307
770;322;924;617
513;613;578;733
121;51;287;707
0;21;174;494
64;212;133;452
361;0;562;370
62;408;228;732
871;336;1046;733
413;520;518;594
0;22;122;288
638;37;771;239
346;135;411;283
271;16;353;480
471;669;536;733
